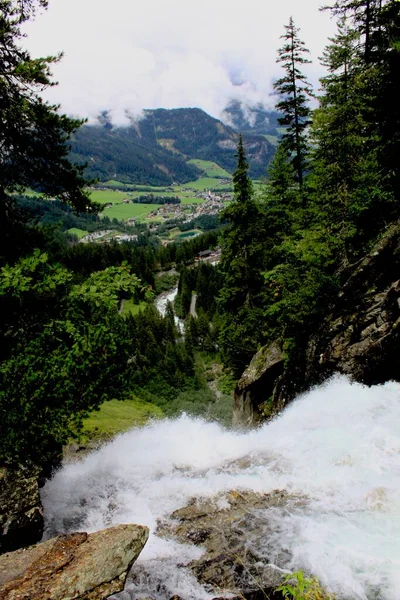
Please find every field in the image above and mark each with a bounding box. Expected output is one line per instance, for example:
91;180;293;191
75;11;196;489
89;189;127;204
79;397;164;443
90;186;207;222
187;159;232;179
103;202;160;221
182;177;233;191
67;227;88;239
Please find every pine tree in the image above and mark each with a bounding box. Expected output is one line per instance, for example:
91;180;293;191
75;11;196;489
218;135;266;374
262;143;299;261
310;17;367;257
0;0;95;263
312;2;400;256
274;17;314;203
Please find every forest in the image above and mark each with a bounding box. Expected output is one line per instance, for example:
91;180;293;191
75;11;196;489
1;0;399;481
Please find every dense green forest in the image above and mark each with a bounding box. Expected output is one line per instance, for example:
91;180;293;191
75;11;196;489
1;0;399;475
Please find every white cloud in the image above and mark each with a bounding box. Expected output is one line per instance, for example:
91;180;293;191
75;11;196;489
23;0;336;124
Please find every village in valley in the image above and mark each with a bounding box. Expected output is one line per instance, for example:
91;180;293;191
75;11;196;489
77;175;233;247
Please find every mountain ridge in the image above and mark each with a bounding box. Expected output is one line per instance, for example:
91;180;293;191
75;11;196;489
70;106;277;185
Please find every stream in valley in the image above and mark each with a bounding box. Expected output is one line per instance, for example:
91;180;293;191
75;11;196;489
41;376;400;600
154;286;184;333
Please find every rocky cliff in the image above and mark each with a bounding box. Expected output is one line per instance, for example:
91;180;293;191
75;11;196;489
234;221;400;424
0;464;44;554
0;524;148;600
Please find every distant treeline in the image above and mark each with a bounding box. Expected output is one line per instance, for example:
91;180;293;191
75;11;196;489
133;194;181;204
61;229;220;285
15;195;143;235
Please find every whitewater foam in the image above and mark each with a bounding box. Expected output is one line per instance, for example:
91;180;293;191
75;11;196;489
42;376;400;599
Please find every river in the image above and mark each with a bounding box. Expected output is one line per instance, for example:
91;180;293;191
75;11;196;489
41;376;400;599
154;286;184;333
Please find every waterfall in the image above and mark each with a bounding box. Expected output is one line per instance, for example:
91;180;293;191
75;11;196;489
41;375;400;599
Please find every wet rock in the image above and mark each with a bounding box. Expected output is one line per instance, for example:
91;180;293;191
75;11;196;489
0;464;44;554
156;489;303;598
0;524;149;600
233;341;284;426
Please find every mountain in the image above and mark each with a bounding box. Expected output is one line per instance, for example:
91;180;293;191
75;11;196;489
69;107;276;185
221;100;281;137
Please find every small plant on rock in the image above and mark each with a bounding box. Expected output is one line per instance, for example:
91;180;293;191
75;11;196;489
276;570;336;600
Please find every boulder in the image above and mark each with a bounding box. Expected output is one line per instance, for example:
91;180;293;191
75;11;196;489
0;524;149;600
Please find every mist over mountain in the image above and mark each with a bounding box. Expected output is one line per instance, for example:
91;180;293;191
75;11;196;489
221;100;281;136
69;106;277;185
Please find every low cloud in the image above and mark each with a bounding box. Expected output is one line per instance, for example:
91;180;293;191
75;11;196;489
24;0;336;125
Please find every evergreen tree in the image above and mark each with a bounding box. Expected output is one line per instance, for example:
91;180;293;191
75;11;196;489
310;17;368;258
274;17;314;203
261;143;299;262
312;2;400;256
0;0;96;263
218;136;266;374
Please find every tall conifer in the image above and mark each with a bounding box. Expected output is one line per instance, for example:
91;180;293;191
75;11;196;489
218;135;265;374
274;17;313;202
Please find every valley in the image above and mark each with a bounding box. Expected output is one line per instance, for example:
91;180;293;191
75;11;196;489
66;159;234;244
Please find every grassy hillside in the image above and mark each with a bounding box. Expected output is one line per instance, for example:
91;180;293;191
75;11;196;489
79;397;164;443
187;159;232;179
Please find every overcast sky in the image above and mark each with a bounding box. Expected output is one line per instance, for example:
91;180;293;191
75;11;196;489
23;0;337;125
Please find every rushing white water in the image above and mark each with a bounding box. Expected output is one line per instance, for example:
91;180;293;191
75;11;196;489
42;376;400;600
154;286;184;332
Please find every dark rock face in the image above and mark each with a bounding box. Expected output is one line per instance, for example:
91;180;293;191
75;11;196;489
233;341;284;426
0;465;44;554
234;222;400;424
0;524;149;600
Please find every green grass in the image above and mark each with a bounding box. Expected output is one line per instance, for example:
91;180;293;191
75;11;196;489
89;189;127;204
103;203;160;221
23;189;42;197
121;299;148;316
102;180;173;192
187;159;232;179
67;227;88;239
182;177;233;191
80;397;164;443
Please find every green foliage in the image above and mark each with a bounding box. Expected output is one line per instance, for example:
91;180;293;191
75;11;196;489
153;272;179;294
274;17;313;197
0;253;145;466
276;570;335;600
216;372;236;395
78;396;164;444
0;0;97;263
69;262;147;310
218;136;267;374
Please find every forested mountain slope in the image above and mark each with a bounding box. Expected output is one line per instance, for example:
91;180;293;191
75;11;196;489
70;107;275;185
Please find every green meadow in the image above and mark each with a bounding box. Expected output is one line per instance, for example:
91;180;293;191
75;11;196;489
182;177;233;191
79;397;164;443
89;189;127;204
67;227;88;239
187;159;232;179
103;202;160;221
